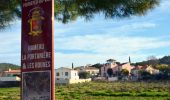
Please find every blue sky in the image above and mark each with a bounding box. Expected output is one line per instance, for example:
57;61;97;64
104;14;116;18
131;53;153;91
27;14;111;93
0;0;170;68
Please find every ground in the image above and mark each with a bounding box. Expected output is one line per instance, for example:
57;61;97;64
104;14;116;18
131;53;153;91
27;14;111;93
0;81;170;100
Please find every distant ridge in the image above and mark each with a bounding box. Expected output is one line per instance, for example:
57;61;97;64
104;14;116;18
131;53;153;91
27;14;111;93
0;63;20;70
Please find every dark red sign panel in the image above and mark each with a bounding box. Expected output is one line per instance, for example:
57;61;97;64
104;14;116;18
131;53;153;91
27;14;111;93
21;0;54;100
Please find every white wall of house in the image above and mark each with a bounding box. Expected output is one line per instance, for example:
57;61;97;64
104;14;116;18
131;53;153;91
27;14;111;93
55;67;79;84
0;76;20;81
70;70;79;80
145;66;159;74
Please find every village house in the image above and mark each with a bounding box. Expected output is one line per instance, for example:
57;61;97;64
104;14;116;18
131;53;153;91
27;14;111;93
101;59;117;77
101;59;133;77
0;68;20;82
55;67;91;84
74;65;99;76
131;65;159;80
3;68;20;77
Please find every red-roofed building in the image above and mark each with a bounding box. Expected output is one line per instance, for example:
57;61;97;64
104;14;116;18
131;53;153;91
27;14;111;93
131;65;159;80
3;68;20;77
101;59;133;77
0;68;20;82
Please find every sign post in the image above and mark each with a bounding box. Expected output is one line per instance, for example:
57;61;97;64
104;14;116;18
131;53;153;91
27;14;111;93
21;0;54;100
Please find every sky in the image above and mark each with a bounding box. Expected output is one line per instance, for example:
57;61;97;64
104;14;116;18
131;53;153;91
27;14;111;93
0;0;170;68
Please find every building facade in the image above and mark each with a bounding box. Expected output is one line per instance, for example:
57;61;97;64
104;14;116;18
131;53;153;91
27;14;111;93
75;66;99;76
101;59;133;77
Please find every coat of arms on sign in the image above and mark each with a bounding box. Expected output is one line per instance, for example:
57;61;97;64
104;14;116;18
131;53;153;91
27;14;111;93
28;7;44;36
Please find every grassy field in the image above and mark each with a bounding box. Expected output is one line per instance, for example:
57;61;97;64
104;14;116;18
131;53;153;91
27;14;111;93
0;81;170;100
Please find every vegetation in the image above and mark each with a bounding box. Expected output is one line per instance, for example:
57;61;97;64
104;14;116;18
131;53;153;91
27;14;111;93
139;70;152;80
121;69;129;77
0;63;20;70
134;56;170;67
78;72;91;79
0;0;160;29
0;81;170;100
0;0;21;30
160;56;170;65
91;63;102;69
0;87;20;100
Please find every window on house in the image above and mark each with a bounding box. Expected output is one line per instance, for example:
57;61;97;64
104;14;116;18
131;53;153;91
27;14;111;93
56;73;59;76
65;72;68;76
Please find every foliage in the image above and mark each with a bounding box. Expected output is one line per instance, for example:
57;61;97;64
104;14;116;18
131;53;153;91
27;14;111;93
147;56;159;67
106;59;116;63
0;63;20;70
135;55;170;67
78;72;91;79
1;81;170;100
56;0;160;23
0;0;160;29
139;70;151;80
159;56;170;65
0;0;21;29
0;87;20;100
91;63;102;69
55;81;170;99
121;69;129;76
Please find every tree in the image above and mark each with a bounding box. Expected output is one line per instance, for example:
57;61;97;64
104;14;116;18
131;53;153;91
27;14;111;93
147;56;159;68
78;72;91;79
56;0;160;23
107;68;113;77
159;56;170;65
121;69;129;77
91;63;102;75
0;0;160;29
0;0;21;29
91;63;102;69
156;64;170;75
139;70;151;80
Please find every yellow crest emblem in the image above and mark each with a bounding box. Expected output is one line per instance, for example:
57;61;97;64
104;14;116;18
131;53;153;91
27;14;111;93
28;7;44;36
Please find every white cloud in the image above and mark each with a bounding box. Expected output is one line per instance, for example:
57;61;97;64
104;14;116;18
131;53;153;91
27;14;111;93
56;35;169;53
158;0;170;11
103;22;156;36
0;32;21;53
54;34;170;67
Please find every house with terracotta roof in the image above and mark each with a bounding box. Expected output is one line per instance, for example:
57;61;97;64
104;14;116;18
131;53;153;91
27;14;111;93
3;68;20;77
0;68;20;82
55;67;91;84
101;59;133;78
75;66;99;76
101;59;118;77
131;65;159;80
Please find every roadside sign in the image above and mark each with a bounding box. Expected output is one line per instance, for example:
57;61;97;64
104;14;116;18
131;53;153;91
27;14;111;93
21;0;54;100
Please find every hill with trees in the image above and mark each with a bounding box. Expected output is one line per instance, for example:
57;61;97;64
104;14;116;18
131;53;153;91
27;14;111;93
0;63;20;70
133;56;170;66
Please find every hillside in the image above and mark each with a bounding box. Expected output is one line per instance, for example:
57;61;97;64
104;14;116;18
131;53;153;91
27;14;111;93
0;63;20;70
133;56;170;66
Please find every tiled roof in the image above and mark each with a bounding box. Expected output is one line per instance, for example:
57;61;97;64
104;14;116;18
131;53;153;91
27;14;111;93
132;65;147;70
4;69;20;73
56;67;73;70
